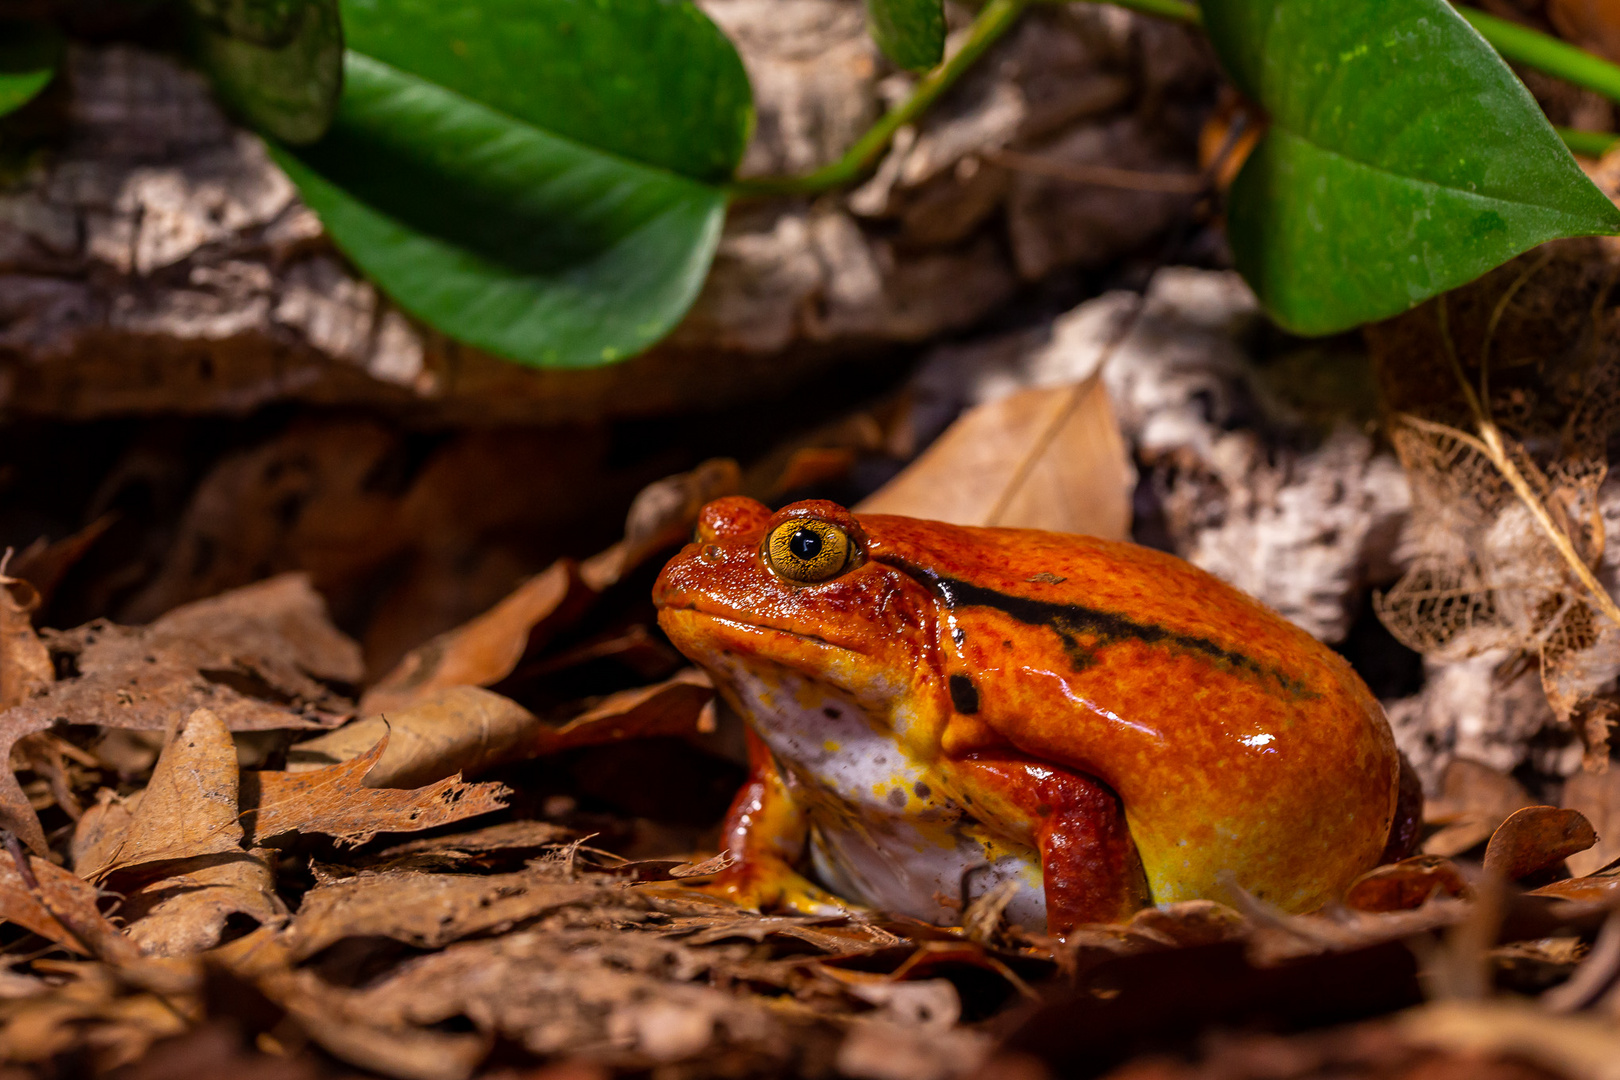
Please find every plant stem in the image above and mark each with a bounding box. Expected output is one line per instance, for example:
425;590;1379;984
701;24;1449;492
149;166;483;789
729;0;1027;197
1461;7;1620;104
1055;0;1199;23
1557;125;1620;157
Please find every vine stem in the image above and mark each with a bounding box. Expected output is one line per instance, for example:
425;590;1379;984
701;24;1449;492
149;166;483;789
728;0;1028;197
735;0;1620;197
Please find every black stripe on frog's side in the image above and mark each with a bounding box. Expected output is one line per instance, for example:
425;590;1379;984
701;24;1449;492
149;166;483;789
895;563;1316;699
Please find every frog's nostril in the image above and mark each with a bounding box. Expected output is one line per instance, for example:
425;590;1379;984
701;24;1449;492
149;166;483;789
702;545;722;563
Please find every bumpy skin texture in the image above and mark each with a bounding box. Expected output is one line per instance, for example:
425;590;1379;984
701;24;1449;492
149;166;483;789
654;497;1400;932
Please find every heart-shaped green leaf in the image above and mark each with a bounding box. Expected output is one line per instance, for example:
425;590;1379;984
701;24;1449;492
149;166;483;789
274;53;727;369
275;0;750;369
0;22;62;118
190;0;342;144
866;0;945;72
1204;0;1620;335
339;0;752;184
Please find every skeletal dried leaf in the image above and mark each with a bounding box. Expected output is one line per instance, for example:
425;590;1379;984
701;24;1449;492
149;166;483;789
1484;806;1598;880
245;732;508;846
287;686;540;788
362;561;596;716
858;376;1133;539
1369;250;1620;757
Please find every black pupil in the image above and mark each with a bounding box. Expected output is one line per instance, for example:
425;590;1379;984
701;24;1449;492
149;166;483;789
788;528;823;561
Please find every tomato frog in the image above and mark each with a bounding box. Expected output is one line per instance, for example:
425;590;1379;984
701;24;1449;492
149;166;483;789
653;497;1403;935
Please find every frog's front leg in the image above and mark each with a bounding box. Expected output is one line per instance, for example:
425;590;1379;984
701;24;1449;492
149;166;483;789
955;754;1149;933
700;728;852;915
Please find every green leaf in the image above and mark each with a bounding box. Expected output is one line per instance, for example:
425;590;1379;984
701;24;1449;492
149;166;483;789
1203;0;1620;336
274;53;727;369
339;0;752;184
190;0;342;144
865;0;945;72
0;22;62;119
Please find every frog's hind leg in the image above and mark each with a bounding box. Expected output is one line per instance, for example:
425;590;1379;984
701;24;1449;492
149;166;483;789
700;728;853;916
957;755;1148;934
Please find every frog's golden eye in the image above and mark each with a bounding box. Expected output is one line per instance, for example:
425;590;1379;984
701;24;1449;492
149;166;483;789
765;519;853;584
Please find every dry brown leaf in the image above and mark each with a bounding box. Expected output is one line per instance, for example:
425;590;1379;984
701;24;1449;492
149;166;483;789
1397;999;1620;1080
264;975;490;1080
0;569;58;854
857;375;1132;539
6;515;116;611
84;708;246;879
245;731;509;846
71;789;138;877
1343;856;1470;913
1549;0;1620;63
579;459;741;591
1483;805;1598;880
1422;758;1535;857
1564;765;1620;877
5;574;360;745
534;669;713;755
120;848;283;957
72;708;284;955
1124;900;1250;948
372;819;575;859
0;852;132;960
272;929;789;1069
1530;866;1620;903
0;570;52;710
286;686;539;788
0;962;189;1069
283;867;620;959
362;561;596;716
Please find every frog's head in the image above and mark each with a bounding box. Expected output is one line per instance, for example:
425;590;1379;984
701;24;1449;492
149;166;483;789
654;497;939;721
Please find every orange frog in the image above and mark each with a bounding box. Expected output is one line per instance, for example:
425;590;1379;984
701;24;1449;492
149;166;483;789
653;497;1402;934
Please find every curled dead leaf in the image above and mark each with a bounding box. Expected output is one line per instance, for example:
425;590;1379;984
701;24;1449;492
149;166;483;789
1422;759;1535;858
1483;806;1598;881
361;561;595;716
287;686;540;789
580;458;741;591
1343;856;1470;913
1563;766;1620;877
534;669;713;755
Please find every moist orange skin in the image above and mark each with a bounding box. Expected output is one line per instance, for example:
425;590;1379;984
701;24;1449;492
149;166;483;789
655;497;1400;928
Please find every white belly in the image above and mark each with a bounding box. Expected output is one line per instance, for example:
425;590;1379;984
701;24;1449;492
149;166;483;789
713;655;1046;930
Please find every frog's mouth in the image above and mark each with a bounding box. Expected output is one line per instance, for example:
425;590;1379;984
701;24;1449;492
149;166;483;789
656;607;892;698
658;607;869;662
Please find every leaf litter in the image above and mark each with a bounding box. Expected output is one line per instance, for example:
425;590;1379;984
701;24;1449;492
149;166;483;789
0;401;1618;1080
